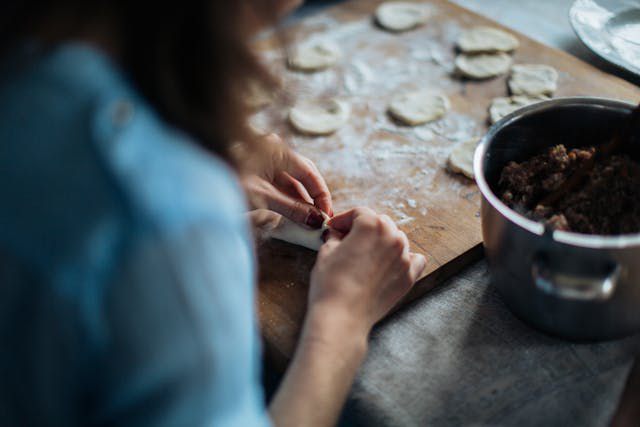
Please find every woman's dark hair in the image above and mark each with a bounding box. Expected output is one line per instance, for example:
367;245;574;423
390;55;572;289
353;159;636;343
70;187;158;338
0;1;277;167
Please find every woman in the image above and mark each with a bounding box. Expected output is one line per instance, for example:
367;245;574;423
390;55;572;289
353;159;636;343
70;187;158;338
0;1;426;426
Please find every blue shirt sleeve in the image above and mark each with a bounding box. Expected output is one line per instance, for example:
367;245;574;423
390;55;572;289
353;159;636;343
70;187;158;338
93;217;270;427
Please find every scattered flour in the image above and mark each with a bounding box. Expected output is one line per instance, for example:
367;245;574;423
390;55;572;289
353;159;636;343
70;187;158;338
256;13;479;225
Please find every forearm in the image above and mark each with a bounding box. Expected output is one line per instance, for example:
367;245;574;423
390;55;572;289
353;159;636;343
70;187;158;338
269;303;369;427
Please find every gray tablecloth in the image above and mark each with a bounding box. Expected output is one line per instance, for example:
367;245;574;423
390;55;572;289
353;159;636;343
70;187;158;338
348;261;640;426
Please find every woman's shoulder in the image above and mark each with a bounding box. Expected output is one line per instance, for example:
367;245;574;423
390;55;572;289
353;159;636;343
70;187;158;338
0;43;250;268
95;95;249;234
55;43;249;231
66;44;250;230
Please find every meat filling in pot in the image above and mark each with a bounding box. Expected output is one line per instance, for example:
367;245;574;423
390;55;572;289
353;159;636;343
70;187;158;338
498;144;640;235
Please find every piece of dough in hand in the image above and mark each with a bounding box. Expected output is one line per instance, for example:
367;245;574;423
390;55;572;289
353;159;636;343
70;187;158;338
448;138;478;179
489;94;549;124
457;26;519;53
288;40;341;72
289;99;350;135
508;64;558;96
264;213;328;251
388;91;449;126
375;1;429;32
455;52;512;79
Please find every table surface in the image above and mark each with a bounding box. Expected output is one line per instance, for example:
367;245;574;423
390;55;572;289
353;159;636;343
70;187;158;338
284;1;640;426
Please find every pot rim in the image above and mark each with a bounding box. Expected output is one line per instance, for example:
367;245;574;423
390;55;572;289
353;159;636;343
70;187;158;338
474;96;640;249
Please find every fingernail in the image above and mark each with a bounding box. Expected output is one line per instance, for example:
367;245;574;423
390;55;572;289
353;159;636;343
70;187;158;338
321;228;331;242
305;210;324;229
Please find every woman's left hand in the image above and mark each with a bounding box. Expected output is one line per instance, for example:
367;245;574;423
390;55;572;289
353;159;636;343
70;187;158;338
242;133;333;229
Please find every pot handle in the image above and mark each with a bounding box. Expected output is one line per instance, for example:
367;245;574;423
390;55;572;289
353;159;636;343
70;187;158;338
531;255;620;301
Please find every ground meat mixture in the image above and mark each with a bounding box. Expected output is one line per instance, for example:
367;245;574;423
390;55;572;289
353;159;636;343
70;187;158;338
498;144;640;235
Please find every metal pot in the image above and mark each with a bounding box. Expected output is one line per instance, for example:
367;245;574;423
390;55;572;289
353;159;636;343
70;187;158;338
474;97;640;340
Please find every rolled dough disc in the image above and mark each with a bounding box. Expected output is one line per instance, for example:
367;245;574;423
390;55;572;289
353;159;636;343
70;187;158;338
489;95;549;124
455;52;512;79
288;40;341;72
289;99;350;135
508;64;558;96
266;214;328;251
388;91;450;126
448;138;478;179
375;2;429;32
457;26;519;53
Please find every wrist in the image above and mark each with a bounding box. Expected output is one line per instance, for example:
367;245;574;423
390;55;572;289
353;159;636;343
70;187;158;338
301;301;369;361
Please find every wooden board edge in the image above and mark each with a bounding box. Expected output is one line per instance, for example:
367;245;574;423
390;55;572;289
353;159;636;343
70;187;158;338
263;243;485;373
402;242;484;306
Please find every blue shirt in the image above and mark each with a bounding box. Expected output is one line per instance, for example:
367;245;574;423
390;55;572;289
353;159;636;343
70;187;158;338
0;43;270;426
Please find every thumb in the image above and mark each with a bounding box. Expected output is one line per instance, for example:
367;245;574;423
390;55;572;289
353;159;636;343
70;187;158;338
318;228;344;254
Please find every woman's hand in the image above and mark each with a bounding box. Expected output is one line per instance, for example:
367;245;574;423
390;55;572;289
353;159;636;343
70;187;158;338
242;134;332;229
270;208;426;427
308;207;427;336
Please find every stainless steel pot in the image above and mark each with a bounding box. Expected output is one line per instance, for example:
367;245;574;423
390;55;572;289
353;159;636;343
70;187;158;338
474;97;640;340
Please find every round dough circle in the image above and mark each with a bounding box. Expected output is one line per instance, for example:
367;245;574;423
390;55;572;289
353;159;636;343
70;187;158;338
455;52;512;79
375;2;428;32
457;26;519;53
448;138;478;179
508;64;558;96
489;95;549;124
288;40;341;72
388;91;450;126
289;99;350;135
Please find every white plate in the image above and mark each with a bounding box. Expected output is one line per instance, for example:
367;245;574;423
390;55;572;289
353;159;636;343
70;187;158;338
570;0;640;77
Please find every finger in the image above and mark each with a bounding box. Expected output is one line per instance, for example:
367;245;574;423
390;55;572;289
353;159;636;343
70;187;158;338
244;175;325;228
284;152;333;216
320;229;343;252
397;229;411;256
383;230;410;265
262;138;333;215
408;253;428;283
274;171;313;204
377;215;406;255
379;214;400;235
327;207;376;233
265;185;326;228
322;227;344;243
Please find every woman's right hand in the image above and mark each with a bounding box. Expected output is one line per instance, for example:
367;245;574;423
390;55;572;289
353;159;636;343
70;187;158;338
307;207;427;337
270;207;425;427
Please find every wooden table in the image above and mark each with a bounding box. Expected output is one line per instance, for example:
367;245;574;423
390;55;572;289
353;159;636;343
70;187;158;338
261;0;640;425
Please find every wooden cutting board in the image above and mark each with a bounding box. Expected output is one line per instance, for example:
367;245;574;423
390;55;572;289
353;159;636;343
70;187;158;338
253;0;640;369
